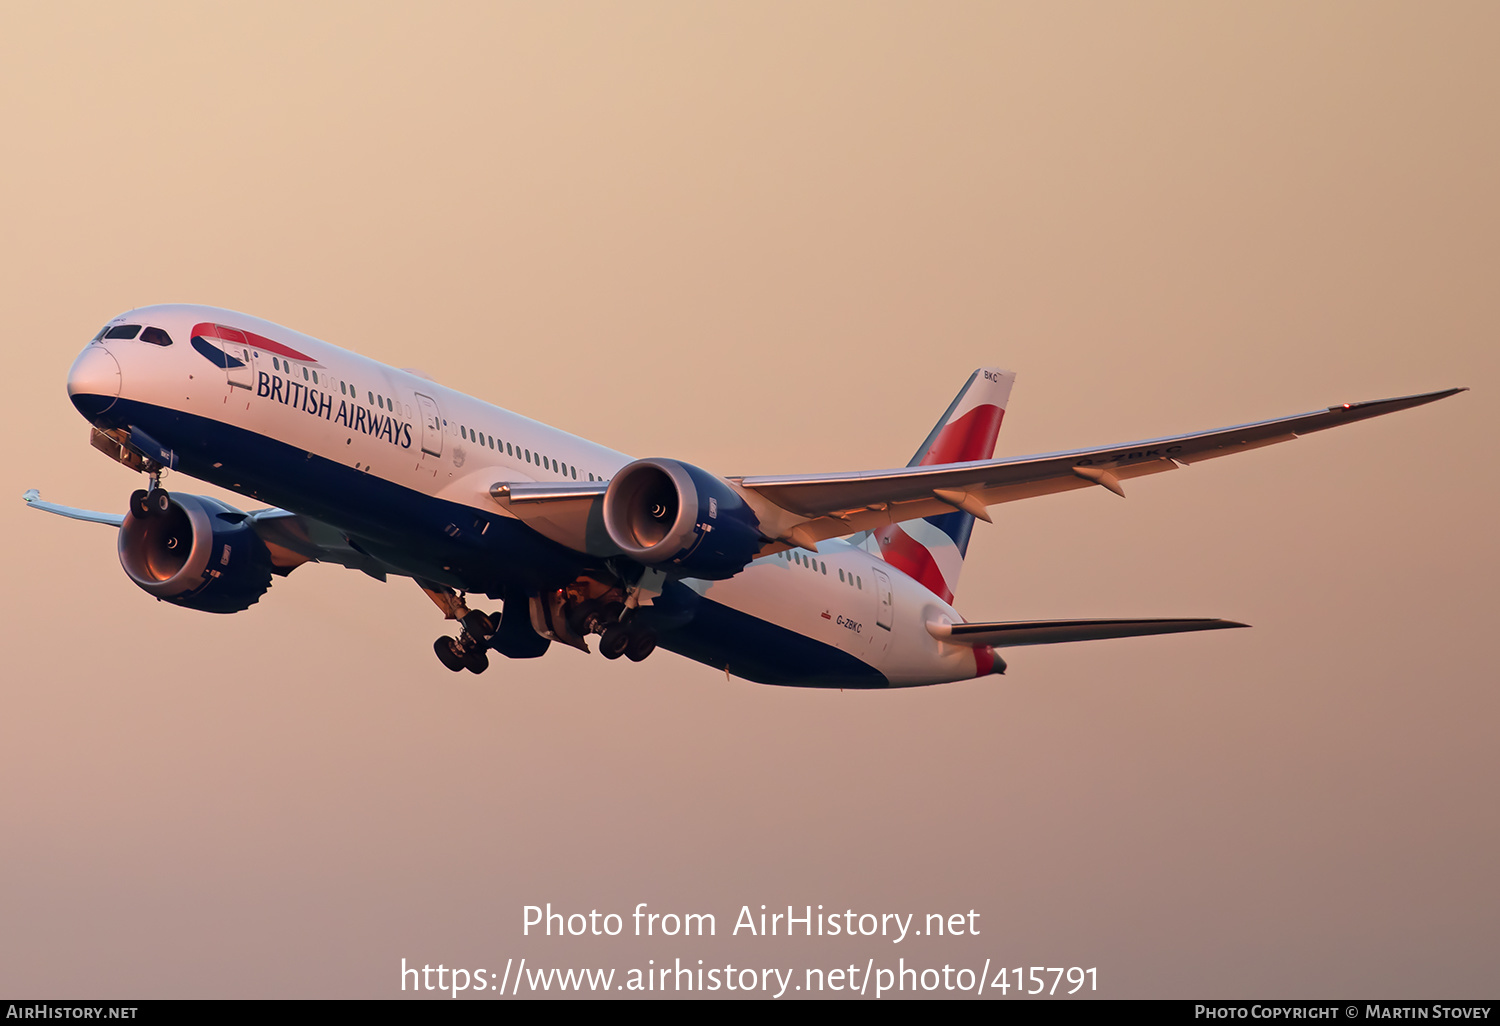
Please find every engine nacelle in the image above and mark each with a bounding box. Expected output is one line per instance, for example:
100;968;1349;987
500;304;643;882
118;494;273;613
602;459;763;579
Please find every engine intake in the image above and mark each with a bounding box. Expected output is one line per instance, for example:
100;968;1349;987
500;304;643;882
602;459;762;579
118;494;273;613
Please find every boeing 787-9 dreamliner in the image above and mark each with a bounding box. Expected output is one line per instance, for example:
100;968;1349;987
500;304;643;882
28;305;1465;688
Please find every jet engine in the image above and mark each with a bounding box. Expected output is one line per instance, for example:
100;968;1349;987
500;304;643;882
602;459;763;579
118;493;273;613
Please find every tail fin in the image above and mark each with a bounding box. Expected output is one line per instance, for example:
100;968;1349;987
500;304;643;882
860;368;1015;603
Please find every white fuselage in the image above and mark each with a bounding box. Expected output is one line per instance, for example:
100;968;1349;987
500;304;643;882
69;304;988;688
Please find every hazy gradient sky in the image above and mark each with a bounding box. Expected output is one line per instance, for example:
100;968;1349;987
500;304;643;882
1;1;1495;999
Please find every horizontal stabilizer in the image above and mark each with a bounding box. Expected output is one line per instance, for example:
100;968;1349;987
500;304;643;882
928;617;1249;648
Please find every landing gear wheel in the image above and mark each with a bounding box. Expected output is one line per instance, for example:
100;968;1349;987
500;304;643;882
130;490;151;518
567;599;602;637
461;609;496;640
434;636;465;672
148;488;171;515
600;625;630;660
625;630;657;663
462;646;490;674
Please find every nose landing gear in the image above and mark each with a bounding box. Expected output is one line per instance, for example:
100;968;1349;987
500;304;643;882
128;468;171;519
129;487;172;518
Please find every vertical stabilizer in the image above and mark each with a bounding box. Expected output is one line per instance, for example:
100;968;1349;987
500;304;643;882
860;368;1014;603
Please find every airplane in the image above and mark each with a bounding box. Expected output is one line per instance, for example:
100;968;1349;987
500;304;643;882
28;304;1465;688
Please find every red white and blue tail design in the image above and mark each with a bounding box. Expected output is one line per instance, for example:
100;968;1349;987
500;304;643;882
859;368;1015;604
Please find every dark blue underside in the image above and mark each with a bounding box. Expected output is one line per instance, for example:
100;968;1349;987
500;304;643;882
77;394;888;689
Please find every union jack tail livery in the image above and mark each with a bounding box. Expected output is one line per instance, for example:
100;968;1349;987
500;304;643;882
862;368;1016;604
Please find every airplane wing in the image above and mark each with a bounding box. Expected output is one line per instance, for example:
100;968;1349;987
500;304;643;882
732;387;1466;547
22;489;397;580
480;387;1465;555
23;488;125;526
928;617;1249;648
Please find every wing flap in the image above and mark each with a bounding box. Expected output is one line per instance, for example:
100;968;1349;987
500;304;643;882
929;617;1250;648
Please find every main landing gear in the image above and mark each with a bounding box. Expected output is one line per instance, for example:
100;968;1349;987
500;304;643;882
433;608;497;675
422;581;662;675
598;623;657;662
418;581;500;674
566;597;657;663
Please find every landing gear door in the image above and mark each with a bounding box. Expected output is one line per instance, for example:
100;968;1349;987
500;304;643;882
873;569;894;630
414;393;443;457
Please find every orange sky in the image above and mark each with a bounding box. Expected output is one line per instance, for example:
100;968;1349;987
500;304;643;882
1;2;1495;997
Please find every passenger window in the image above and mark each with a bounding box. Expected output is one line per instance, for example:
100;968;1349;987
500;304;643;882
312;371;318;384
303;367;309;380
104;324;141;340
506;443;513;456
368;392;374;404
140;327;173;346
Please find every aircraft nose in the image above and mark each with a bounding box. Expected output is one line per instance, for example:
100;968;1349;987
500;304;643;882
68;344;121;416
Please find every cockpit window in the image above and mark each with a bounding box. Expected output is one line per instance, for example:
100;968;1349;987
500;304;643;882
105;324;141;340
140;327;173;346
91;326;109;342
